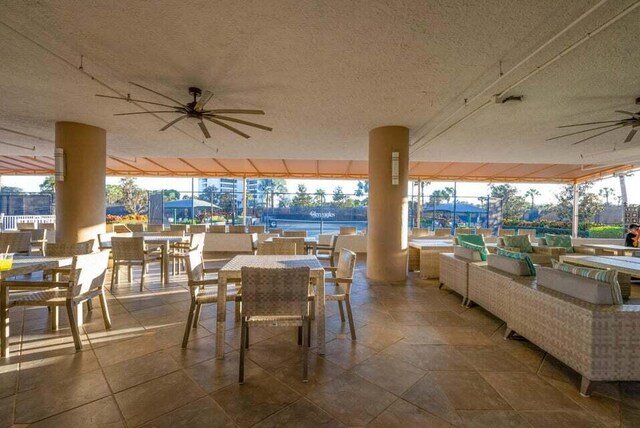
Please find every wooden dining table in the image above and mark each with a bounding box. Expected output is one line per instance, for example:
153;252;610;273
0;256;73;357
215;255;326;359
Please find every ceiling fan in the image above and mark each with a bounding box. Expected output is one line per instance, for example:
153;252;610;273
547;103;640;146
96;82;272;139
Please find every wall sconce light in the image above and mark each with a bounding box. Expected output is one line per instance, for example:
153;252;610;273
54;148;65;182
391;151;399;185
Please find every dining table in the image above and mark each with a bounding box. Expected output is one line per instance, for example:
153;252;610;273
575;243;640;256
215;255;326;359
0;255;73;357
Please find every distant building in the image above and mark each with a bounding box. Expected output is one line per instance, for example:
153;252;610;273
198;178;260;205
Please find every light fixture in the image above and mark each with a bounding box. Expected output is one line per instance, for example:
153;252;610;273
391;151;399;185
54;148;65;182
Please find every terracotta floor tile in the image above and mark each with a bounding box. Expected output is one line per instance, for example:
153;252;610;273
28;396;124;428
254;398;345;428
270;354;346;396
103;350;181;392
368;399;453;427
352;353;426;395
140;396;234;427
184;351;263;393
401;372;462;426
457;410;530;427
519;410;604;427
381;341;475;371
321;338;378;370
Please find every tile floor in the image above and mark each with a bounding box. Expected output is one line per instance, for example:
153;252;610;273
0;257;638;427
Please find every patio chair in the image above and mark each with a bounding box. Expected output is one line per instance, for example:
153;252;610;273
477;228;492;238
3;251;111;351
29;228;47;256
434;228;451;237
339;227;357;235
98;232;132;250
189;224;208;233
283;230;307;238
161;230;186;237
269;228;283;235
322;249;357;339
126;223;144;232
239;266;311;383
182;249;239;347
169;233;206;274
16;222;36;230
518;228;537;239
454;227;472;235
210;225;227;233
0;232;33;255
315;234;337;267
38;223;55;243
229;225;247;233
46;239;95;278
110;237;163;291
170;224;189;233
113;224;131;233
273;237;306;255
146;224;165;232
498;228;515;237
248;225;265;234
411;228;430;237
257;241;296;255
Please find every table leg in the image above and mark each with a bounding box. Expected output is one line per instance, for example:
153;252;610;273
162;243;169;285
1;284;8;357
315;274;326;355
216;275;228;359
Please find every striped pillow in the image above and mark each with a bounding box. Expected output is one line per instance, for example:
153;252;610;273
552;260;622;304
496;247;536;276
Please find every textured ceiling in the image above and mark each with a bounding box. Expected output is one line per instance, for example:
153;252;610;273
0;0;640;171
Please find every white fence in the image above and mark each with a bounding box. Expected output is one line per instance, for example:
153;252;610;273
0;215;55;231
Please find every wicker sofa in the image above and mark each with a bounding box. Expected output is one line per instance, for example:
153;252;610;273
495;236;562;265
439;246;486;306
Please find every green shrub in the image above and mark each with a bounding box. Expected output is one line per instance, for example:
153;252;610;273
588;226;624;239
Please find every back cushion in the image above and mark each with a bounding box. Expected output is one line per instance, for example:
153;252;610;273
457;234;485;247
453;245;483;262
545;234;574;253
487;254;532;276
502;235;533;253
496;248;536;276
537;267;621;305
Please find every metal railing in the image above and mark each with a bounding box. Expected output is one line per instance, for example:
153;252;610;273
0;215;56;231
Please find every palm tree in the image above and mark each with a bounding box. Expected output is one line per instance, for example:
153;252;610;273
598;187;615;205
617;173;631;207
524;188;540;208
258;179;288;209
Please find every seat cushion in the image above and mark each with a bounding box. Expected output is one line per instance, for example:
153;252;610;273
545;234;574;253
537;266;622;305
494;248;536;276
502;235;533;253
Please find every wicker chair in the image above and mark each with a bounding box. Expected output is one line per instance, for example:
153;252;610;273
477;228;492;238
210;225;227;233
518;228;537;239
273;237;305;255
498;228;515;237
283;230;307;238
434;228;451;237
0;232;33;255
169;233;206;274
257;241;296;255
46;239;95;281
29;228;47;256
269;228;283;235
126;223;145;232
228;225;247;233
339;227;356;235
182;249;238;347
248;225;265;234
161;230;185;237
170;224;189;233
110;237;163;291
38;223;56;243
189;224;208;233
113;224;131;233
454;227;472;235
239;266;311;383
16;222;36;230
146;224;165;232
3;251;111;351
322;249;357;339
315;235;337;267
411;228;430;237
98;232;132;250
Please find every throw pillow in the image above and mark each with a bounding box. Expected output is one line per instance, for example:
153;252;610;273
545;234;574;253
502;234;533;253
551;260;622;304
459;241;487;261
457;234;485;247
496;247;536;276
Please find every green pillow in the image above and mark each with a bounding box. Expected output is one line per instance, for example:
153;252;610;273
545;234;573;253
459;241;487;261
502;235;533;253
457;234;485;247
552;260;622;304
496;247;536;276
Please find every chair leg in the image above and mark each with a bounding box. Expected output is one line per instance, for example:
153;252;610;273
297;326;303;346
140;262;146;292
245;325;250;349
50;306;59;331
65;302;82;351
235;300;242;323
182;300;197;348
193;303;202;329
337;300;345;322
128;265;133;283
239;319;247;384
302;318;309;382
99;290;112;330
110;262;117;292
580;376;592;397
345;296;356;340
504;327;514;340
86;298;93;312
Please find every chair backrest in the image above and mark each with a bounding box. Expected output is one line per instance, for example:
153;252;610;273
98;232;131;249
336;248;357;284
518;228;536;238
318;234;337;247
283;230;307;238
30;228;47;241
111;237;145;261
189;233;206;251
113;224;131;233
273;237;305;255
210;225;227;233
477;228;492;238
161;230;185;237
37;223;55;231
170;224;189;232
189;224;208;233
228;225;247;233
0;232;32;254
125;223;145;232
257;241;297;255
248;225;265;234
46;239;95;257
241;267;310;317
454;228;472;236
434;228;451;237
67;251;110;298
146;224;165;232
16;222;36;230
184;249;206;284
412;228;430;237
269;228;283;235
339;227;357;235
498;228;515;237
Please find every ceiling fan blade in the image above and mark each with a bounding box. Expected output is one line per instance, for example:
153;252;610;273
195;90;214;112
129;82;186;107
206;109;265;115
546;123;624;141
96;94;180;110
624;129;638;143
206;114;273;131
557;120;623;128
571;125;626;145
204;117;250;138
615;110;640;118
160;115;188;131
113;110;181;116
198;121;211;139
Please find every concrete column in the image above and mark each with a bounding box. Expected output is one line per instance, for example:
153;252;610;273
367;126;409;282
55;122;106;243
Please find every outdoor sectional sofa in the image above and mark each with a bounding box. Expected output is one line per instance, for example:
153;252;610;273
441;247;640;397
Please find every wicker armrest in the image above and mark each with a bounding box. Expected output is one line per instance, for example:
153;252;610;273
325;277;352;284
203;268;220;274
189;278;218;287
324;266;338;272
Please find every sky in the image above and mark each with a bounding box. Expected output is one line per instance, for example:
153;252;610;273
1;173;638;204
